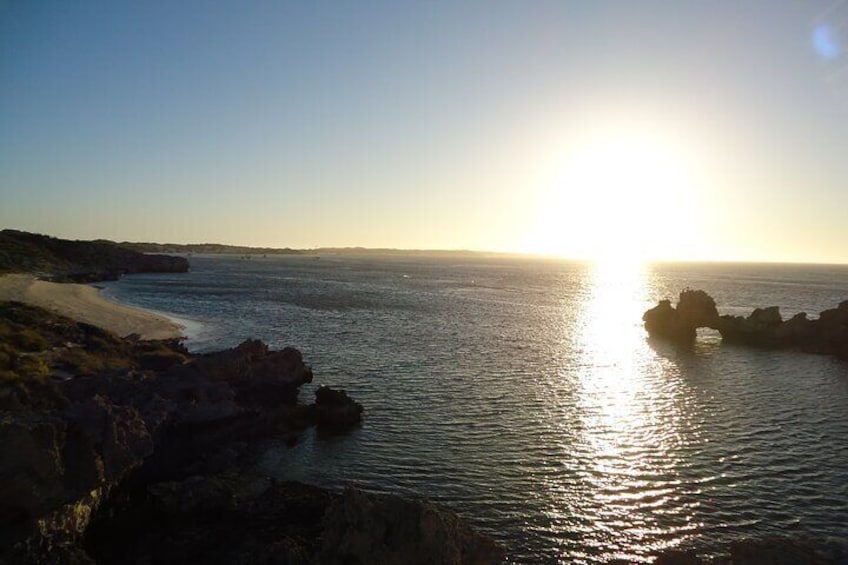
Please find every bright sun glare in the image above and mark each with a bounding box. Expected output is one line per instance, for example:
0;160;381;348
527;129;699;264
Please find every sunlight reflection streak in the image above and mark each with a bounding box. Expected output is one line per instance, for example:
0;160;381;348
549;261;705;563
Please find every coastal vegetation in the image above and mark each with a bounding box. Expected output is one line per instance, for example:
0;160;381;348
0;301;186;410
0;230;188;281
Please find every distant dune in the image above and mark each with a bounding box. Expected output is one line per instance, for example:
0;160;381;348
119;241;304;255
121;241;494;257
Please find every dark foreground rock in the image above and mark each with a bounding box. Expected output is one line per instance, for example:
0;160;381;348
0;302;502;564
643;289;848;359
80;476;504;565
316;485;505;565
84;475;333;564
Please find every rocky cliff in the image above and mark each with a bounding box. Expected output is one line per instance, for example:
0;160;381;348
0;301;502;564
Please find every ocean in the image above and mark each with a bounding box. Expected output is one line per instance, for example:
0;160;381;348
100;254;848;563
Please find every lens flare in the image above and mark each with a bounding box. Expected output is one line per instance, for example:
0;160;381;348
813;24;842;60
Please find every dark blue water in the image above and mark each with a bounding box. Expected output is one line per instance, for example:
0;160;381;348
102;255;848;563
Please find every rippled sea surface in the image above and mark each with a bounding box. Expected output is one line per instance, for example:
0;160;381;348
103;255;848;563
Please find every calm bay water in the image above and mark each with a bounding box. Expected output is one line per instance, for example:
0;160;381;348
102;255;848;563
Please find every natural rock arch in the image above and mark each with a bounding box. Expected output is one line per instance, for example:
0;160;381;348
643;289;848;359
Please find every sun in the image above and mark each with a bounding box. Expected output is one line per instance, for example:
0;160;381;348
525;129;700;263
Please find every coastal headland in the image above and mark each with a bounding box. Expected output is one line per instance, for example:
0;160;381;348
0;230;189;282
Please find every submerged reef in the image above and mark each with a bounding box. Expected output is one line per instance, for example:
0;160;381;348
644;289;848;359
651;535;848;564
0;301;502;564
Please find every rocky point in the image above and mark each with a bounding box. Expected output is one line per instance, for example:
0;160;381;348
0;301;503;564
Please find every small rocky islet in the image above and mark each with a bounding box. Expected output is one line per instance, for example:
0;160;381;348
643;288;848;359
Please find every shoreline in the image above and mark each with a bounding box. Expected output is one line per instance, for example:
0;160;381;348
0;274;184;340
98;283;206;344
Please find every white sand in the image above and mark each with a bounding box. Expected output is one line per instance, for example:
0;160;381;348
0;274;183;340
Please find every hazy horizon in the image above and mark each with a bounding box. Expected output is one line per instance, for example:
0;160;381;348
4;2;848;264
28;230;848;267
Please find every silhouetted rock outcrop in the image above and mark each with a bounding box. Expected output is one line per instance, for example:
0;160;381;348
314;385;363;431
644;290;848;359
0;302;502;564
643;289;720;342
719;306;786;347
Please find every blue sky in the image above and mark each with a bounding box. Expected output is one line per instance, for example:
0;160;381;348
2;1;848;262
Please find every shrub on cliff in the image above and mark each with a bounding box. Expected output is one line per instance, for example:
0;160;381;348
0;344;60;411
0;344;50;382
0;301;188;402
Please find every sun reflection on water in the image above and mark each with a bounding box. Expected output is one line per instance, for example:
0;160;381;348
578;261;655;439
547;261;705;563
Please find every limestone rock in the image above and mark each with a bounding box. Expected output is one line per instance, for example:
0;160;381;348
316;485;505;565
1;303;501;565
314;386;363;430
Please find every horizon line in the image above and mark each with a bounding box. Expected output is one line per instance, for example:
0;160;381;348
3;229;845;268
126;242;848;268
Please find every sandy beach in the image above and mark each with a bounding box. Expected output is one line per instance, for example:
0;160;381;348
0;274;183;340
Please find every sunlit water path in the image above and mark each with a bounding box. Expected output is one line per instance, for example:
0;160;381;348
103;256;848;563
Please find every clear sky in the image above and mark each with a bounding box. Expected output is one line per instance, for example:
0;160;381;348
2;1;848;263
